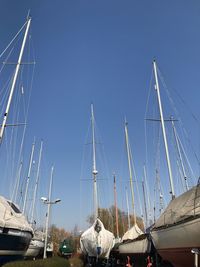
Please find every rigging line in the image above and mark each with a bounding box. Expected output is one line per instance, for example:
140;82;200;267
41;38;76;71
171;127;185;193
10;82;22;199
157;67;200;167
13;61;36;191
153;176;157;223
144;68;153;171
79;117;93;228
177;133;195;185
176;158;185;194
100;139;112;200
143;165;152;224
97;136;112;210
159;67;200;126
12;67;26;168
0;46;14;77
25;33;32;103
129;144;143;219
0;73;13;110
3;131;10;189
91;117;110;211
155;122;161;172
172;122;192;190
0;20;27;59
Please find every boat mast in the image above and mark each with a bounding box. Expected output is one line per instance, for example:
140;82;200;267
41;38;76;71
113;174;119;238
142;175;148;230
156;169;164;215
22;139;35;214
143;165;152;226
91;104;98;219
125;186;131;230
171;117;189;191
0;17;31;143
30;140;43;224
124;120;136;225
153;60;175;199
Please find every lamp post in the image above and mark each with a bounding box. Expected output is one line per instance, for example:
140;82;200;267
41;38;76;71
41;166;61;259
191;248;200;267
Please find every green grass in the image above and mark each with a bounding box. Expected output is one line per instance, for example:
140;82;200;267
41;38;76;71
69;257;84;267
3;257;70;267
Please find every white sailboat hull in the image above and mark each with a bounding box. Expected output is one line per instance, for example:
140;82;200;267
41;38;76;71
119;234;151;255
24;239;44;258
151;216;200;267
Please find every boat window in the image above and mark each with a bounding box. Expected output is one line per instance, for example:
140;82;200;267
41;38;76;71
7;201;21;214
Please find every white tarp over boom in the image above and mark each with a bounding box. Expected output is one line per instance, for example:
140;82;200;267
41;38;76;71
122;223;143;241
80;218;115;258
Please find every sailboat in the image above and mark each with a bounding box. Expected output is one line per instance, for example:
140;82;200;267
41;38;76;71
118;121;152;261
150;60;200;267
80;104;115;266
0;16;33;263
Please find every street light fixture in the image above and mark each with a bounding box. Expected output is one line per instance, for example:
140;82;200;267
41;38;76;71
41;166;61;259
191;248;200;267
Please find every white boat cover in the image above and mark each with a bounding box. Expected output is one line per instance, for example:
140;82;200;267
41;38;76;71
0;196;33;233
153;185;200;228
122;223;143;241
80;218;115;258
33;229;45;241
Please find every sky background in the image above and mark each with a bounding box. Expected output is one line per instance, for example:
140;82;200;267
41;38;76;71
0;0;200;232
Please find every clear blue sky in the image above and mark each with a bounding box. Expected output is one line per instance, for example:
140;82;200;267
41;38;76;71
0;1;200;231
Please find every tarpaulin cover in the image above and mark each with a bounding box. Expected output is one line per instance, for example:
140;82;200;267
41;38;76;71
0;196;33;233
80;218;115;258
122;223;143;241
153;185;200;228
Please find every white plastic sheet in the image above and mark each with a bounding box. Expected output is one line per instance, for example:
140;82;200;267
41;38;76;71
80;218;115;258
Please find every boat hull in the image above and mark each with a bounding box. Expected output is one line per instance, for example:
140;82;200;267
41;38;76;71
151;216;200;267
119;236;151;255
0;228;32;264
24;239;44;258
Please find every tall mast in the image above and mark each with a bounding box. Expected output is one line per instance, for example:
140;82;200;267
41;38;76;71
153;60;175;199
124;121;136;225
30;140;43;224
142;177;148;230
125;187;131;229
0;17;31;143
156;169;164;215
171;117;189;191
113;174;119;238
23;139;35;214
143;165;152;226
91;104;98;219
